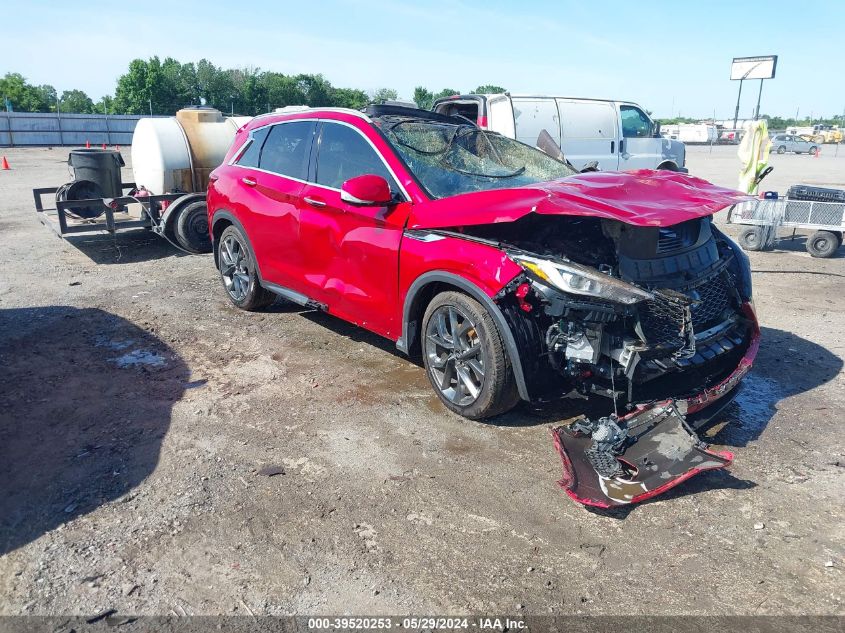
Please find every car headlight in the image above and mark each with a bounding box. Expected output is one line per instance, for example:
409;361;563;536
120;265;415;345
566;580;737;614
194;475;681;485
509;253;653;305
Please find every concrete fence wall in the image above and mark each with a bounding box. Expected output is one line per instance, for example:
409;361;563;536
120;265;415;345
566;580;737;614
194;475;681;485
0;112;164;146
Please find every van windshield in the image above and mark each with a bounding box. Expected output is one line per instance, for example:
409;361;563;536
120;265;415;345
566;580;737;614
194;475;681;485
376;118;576;199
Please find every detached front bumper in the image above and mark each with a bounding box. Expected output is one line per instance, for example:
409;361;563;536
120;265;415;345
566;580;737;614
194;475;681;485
551;302;760;508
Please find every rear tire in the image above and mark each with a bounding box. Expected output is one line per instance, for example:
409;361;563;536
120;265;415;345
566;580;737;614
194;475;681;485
174;200;213;253
806;231;839;258
217;225;276;310
808;146;818;156
739;227;764;251
421;291;519;420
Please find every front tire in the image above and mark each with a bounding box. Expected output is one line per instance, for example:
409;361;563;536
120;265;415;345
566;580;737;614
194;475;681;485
777;145;786;154
422;291;519;420
217;225;275;310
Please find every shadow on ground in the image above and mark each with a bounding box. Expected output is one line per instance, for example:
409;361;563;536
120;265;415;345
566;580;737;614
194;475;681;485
0;306;188;555
64;230;189;264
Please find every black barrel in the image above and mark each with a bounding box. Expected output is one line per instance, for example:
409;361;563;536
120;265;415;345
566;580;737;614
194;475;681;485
67;149;125;199
56;180;106;218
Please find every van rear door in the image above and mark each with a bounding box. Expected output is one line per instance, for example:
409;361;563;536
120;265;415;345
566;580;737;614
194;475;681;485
432;95;486;127
556;99;619;171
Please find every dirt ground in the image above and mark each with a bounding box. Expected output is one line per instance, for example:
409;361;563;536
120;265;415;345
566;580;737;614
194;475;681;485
0;146;843;617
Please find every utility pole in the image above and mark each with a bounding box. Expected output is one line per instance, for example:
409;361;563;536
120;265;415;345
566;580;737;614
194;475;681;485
149;99;153;116
732;79;744;130
754;79;764;119
56;96;64;146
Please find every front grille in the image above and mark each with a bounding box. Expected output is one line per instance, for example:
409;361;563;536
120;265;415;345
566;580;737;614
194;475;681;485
640;296;683;349
638;271;737;350
688;272;733;330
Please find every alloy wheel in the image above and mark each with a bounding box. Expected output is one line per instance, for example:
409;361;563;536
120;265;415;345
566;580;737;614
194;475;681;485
219;235;250;302
425;305;485;406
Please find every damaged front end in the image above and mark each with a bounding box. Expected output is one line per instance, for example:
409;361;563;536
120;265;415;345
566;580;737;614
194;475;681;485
433;212;760;506
551;401;734;507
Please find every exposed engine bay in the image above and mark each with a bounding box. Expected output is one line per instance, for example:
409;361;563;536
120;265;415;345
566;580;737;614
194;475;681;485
408;213;759;507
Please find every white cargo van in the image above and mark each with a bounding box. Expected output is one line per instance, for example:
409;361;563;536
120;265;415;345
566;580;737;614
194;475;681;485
432;94;687;173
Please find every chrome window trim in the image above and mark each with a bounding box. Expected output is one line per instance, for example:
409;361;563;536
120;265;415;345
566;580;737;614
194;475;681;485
228;117;410;202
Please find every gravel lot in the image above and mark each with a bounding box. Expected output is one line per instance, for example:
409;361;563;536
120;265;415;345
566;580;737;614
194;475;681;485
0;145;843;617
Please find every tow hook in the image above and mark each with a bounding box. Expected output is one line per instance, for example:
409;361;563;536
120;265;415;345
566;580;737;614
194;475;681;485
551;401;733;508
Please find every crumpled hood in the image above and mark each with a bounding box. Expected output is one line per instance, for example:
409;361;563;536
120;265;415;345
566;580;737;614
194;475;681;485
408;169;751;229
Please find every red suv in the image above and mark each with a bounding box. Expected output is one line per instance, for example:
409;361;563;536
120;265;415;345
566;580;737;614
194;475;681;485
207;105;760;506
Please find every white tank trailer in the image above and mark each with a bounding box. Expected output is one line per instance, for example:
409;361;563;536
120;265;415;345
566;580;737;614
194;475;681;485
128;107;252;252
33;107;251;254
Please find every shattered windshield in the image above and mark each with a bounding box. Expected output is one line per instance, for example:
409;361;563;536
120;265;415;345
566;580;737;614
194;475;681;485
376;118;576;199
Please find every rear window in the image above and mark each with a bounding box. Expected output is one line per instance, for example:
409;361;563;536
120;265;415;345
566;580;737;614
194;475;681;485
259;121;315;180
235;127;270;168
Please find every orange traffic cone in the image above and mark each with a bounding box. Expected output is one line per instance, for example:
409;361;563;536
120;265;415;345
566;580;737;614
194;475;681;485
86;140;90;148
1;156;10;170
102;143;106;149
815;147;821;158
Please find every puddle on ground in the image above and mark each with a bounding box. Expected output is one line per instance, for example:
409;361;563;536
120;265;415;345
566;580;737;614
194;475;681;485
110;350;167;368
712;373;784;445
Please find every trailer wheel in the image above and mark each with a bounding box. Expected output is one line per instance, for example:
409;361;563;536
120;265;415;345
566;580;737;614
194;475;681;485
806;231;840;258
739;227;765;251
174;201;213;254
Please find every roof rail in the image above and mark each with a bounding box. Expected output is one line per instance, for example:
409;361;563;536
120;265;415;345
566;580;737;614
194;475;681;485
364;104;473;125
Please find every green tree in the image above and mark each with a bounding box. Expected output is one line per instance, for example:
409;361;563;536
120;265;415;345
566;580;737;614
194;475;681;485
433;88;460;101
263;72;307;109
331;87;368;110
295;74;333;107
196;58;235;110
113;58;153;114
0;73;50;111
370;87;398;103
473;84;506;94
59;89;95;113
413;86;434;110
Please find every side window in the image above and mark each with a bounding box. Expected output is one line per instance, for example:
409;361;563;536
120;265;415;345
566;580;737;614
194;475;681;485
315;122;395;190
235;127;270;167
620;106;654;138
259;121;315;180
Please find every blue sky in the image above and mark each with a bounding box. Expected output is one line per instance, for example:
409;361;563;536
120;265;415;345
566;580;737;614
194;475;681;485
2;0;842;118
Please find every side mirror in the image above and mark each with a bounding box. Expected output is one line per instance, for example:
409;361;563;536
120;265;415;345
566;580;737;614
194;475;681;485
340;174;394;206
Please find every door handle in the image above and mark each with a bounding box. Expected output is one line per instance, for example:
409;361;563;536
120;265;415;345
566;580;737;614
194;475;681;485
241;177;256;186
611;141;615;153
304;196;327;208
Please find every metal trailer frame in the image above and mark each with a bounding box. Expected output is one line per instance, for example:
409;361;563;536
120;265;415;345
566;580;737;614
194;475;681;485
33;182;200;240
729;198;845;233
728;198;845;256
